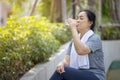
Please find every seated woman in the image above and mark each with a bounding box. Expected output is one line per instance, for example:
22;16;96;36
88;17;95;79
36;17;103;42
50;10;105;80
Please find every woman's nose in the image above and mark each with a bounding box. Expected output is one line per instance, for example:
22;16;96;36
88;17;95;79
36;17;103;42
76;20;80;24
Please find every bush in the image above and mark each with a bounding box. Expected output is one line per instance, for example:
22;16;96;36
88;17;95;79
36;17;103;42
101;27;120;40
0;16;72;80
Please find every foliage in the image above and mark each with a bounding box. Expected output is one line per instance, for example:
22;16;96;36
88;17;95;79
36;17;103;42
101;0;111;23
36;0;51;18
66;0;71;13
101;27;120;40
0;15;71;80
102;0;110;17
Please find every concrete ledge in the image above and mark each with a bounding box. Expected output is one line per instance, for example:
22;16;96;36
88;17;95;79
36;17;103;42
20;42;70;80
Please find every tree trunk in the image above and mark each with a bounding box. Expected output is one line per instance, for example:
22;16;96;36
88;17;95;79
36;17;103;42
118;0;120;21
115;0;120;22
56;0;62;22
72;0;76;19
111;0;117;21
0;2;12;27
61;0;67;22
50;0;63;22
50;0;56;22
29;0;38;16
87;0;96;12
109;0;120;22
98;0;102;26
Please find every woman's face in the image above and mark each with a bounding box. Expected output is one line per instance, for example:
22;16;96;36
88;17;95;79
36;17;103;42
76;11;91;31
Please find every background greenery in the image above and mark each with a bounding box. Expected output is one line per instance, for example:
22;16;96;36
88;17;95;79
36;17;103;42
101;27;120;40
0;0;120;80
101;0;120;40
0;15;71;80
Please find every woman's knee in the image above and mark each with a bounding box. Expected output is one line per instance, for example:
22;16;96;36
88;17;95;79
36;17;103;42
64;66;72;71
63;66;78;73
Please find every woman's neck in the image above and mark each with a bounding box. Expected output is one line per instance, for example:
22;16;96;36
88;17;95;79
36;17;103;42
79;29;90;39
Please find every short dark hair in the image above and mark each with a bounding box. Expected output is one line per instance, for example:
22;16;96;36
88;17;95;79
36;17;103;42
80;10;96;31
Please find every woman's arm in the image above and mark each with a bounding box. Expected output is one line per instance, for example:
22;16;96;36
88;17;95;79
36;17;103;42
68;18;91;55
71;29;91;55
56;55;70;73
61;55;70;66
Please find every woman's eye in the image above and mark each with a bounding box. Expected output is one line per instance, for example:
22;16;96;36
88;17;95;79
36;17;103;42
80;18;83;20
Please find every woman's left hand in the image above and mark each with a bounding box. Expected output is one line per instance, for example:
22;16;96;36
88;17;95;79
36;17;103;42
56;62;65;74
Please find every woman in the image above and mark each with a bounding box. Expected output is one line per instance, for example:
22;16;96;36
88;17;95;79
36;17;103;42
50;10;105;80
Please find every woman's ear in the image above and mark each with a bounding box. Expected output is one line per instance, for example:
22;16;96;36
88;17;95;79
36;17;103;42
89;21;93;26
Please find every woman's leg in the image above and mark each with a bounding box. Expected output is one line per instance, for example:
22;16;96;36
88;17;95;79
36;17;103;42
61;66;99;80
49;70;65;80
50;66;99;80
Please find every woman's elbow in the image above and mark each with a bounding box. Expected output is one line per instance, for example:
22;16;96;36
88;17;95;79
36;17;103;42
76;48;90;55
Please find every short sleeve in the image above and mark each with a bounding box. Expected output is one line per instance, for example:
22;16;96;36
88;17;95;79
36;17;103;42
86;34;102;53
66;41;72;55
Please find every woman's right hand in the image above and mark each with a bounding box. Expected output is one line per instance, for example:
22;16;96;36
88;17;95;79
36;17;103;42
56;62;65;74
67;18;80;30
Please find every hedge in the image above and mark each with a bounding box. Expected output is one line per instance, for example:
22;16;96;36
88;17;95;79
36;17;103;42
101;27;120;40
0;16;71;80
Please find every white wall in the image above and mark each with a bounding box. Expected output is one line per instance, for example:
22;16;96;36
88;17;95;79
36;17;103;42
103;40;120;72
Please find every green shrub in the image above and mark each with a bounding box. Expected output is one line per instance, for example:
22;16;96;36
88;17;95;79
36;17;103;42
0;15;72;80
101;27;120;40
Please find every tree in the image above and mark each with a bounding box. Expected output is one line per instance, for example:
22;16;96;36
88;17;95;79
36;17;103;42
50;0;67;22
109;0;120;22
102;0;120;23
0;2;12;27
87;0;96;12
56;0;62;22
29;0;38;16
50;0;56;22
50;0;63;22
